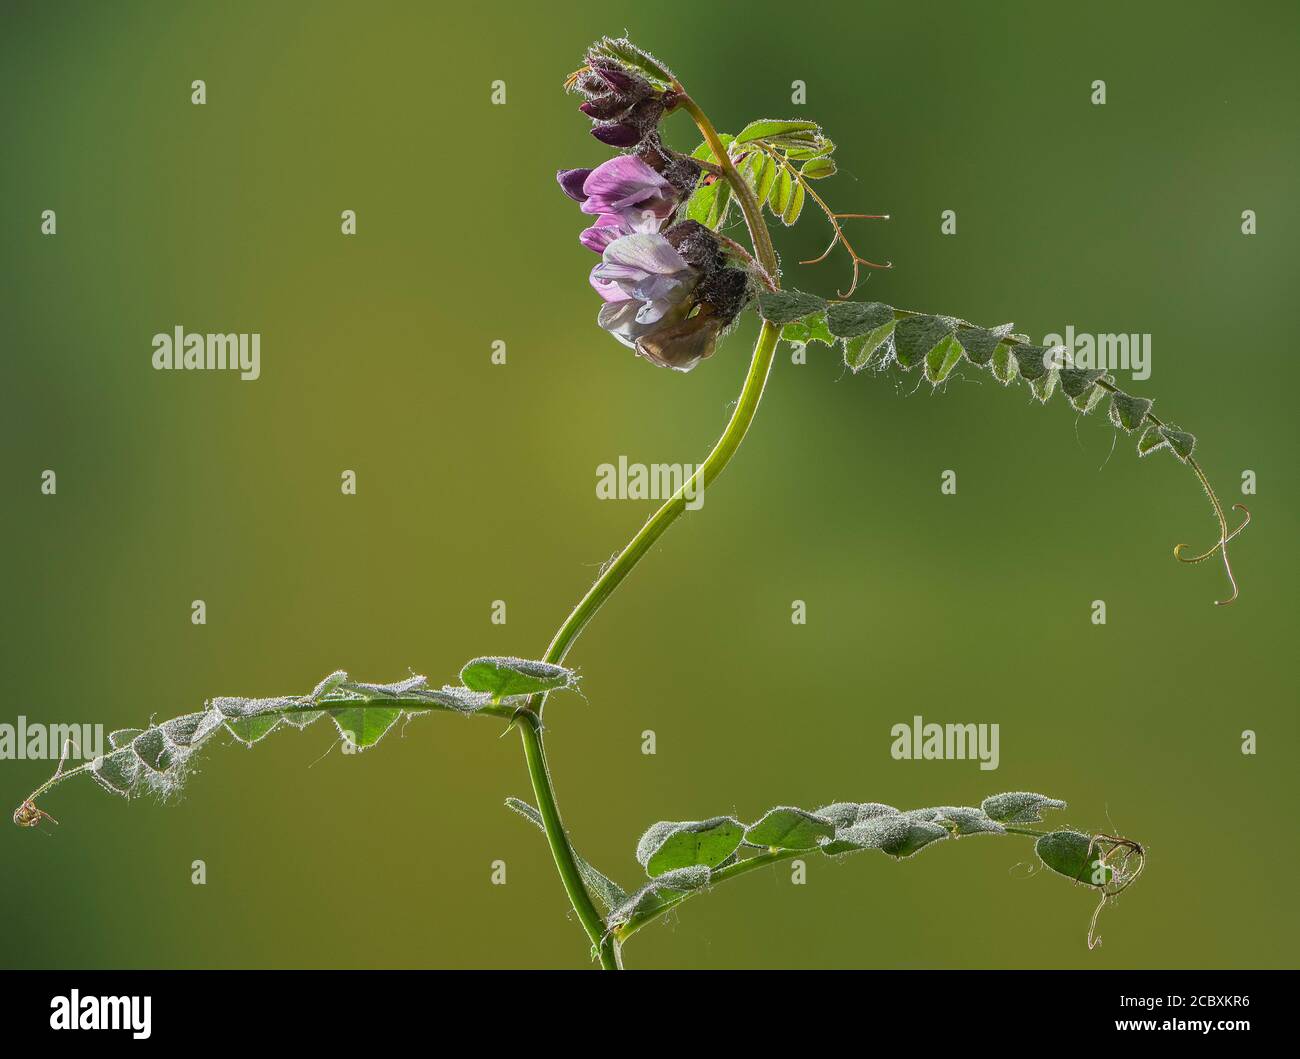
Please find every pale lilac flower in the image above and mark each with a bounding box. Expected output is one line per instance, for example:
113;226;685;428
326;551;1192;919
591;232;698;347
579;209;661;254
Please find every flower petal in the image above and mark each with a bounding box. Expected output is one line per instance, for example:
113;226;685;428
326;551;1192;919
601;232;691;277
597;300;645;347
580;156;675;216
579;214;629;254
556;168;593;202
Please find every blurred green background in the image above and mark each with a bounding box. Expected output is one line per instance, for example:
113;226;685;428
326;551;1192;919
2;1;1296;969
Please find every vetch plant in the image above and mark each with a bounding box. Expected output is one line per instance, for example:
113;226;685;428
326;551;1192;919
15;38;1251;969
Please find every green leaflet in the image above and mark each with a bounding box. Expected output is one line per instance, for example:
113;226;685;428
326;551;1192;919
954;325;1004;366
751;152;777;207
828;302;896;372
685;181;720;225
842;324;895;372
801;157;836;180
1109;390;1153;432
932;806;1007;836
881;819;950;858
505;797;629;911
924;335;965;383
608;866;712;928
893;315;956;370
328;706;404;749
1010;343;1053;383
1159;425;1196;462
734;118;821;145
770;164;794;217
743;807;835;850
459;656;576;699
756;288;827;325
1035;830;1114;887
990;344;1018;384
786;137;835;160
782;178;805;226
782;312;836;347
826;300;894;338
1058;367;1107;399
635;816;745;877
1137;424;1170;457
981;791;1067;823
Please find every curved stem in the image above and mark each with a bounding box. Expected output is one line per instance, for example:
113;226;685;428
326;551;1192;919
519;84;783;971
539;321;781;673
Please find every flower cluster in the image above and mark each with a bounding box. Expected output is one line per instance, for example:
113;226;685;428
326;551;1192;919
558;157;749;371
559;53;752;373
572;54;674;149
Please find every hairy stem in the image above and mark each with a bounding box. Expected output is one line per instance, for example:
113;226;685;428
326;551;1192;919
515;87;784;969
515;711;620;969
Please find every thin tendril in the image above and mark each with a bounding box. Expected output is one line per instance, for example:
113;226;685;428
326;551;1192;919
1084;834;1145;950
1094;379;1251;605
748;142;891;297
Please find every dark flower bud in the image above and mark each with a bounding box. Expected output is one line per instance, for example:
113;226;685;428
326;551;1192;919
635;312;724;372
556;168;593;202
579;96;630;121
592;121;642;147
585;57;642;95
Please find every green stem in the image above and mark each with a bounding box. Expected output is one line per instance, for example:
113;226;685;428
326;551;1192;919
539;320;780;674
516;85;783;971
677;93;779;277
516;711;620;969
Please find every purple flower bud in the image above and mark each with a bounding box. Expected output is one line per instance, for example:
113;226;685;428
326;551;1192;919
586;59;639;94
556;168;593;202
592;121;642;148
579;96;629;121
